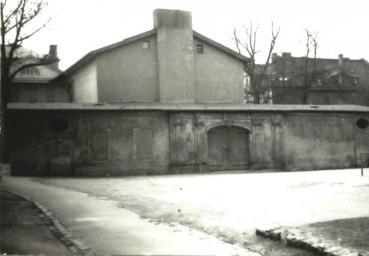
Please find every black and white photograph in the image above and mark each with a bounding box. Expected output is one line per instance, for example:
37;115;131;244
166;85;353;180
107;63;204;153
1;0;369;255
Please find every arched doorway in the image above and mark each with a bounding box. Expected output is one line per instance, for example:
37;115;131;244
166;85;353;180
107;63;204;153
207;126;250;171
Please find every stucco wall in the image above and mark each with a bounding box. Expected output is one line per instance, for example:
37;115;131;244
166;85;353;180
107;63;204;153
9;108;369;176
157;28;195;103
10;84;70;103
71;59;98;103
9;110;170;176
97;35;159;103
282;113;369;170
194;39;245;103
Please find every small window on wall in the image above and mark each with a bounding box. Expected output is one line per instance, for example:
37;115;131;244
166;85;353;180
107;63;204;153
143;41;150;49
20;67;40;76
49;118;69;132
356;118;369;129
197;44;204;54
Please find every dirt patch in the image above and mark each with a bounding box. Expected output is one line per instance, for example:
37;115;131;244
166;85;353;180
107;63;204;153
257;217;369;255
306;217;369;252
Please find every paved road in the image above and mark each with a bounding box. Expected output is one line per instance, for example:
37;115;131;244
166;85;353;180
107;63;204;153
2;176;258;255
0;190;71;254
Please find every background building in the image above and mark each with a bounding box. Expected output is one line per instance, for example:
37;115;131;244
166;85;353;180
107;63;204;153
55;9;249;104
271;52;369;105
9;45;71;103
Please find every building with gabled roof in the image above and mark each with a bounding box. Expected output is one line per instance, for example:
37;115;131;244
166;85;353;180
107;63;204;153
55;9;249;104
8;45;71;103
271;52;369;105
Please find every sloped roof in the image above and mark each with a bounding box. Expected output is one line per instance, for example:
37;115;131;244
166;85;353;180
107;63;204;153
192;31;250;62
7;102;369;113
272;54;369;86
55;29;250;80
13;55;63;73
55;29;157;79
5;45;44;59
5;45;63;75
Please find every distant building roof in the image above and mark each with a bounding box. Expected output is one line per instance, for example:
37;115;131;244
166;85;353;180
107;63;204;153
272;52;369;87
55;29;250;80
5;45;44;59
5;45;63;76
7;102;369;113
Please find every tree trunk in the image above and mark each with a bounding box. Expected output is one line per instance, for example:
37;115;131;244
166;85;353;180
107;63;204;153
1;66;11;163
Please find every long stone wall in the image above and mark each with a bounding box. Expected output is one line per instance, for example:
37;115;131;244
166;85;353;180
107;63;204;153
8;109;369;176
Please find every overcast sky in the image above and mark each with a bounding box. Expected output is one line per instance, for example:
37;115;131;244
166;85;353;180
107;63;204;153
22;0;369;70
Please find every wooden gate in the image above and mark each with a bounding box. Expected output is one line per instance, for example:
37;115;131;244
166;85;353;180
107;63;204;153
207;126;249;171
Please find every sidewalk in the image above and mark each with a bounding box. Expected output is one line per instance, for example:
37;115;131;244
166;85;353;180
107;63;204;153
2;175;260;255
0;190;73;255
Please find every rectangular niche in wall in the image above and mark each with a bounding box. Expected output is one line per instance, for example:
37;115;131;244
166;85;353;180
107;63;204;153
133;128;154;160
90;129;111;162
45;139;74;176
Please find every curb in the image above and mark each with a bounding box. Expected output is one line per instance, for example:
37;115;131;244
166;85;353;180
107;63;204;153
2;189;93;255
256;227;365;256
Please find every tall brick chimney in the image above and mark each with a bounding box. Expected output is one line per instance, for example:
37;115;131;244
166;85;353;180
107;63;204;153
271;53;279;63
154;9;195;103
49;45;59;68
338;54;344;66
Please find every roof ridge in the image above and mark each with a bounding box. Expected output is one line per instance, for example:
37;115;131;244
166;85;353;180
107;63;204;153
192;30;250;62
55;29;250;81
55;29;157;79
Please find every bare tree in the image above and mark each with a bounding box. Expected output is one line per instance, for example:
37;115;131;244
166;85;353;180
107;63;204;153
300;29;318;104
271;29;319;104
233;22;280;104
1;0;51;162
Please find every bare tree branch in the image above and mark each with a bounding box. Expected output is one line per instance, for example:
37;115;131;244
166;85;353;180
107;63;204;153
3;0;21;25
1;0;50;162
233;21;280;104
301;29;318;103
9;56;56;80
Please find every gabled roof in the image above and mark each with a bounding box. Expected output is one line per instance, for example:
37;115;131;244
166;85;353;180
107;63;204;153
13;55;63;74
192;31;250;62
271;53;369;89
55;29;250;80
6;46;63;77
55;29;157;80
